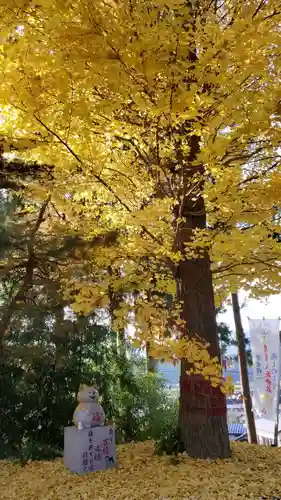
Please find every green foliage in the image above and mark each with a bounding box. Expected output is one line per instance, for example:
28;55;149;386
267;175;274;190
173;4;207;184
154;400;182;456
0;191;178;461
115;371;178;444
0;305;176;460
0;316;119;459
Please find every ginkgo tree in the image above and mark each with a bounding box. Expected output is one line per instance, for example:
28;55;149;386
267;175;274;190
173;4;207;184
1;0;281;458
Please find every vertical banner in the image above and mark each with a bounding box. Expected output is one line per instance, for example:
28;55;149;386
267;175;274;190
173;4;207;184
248;319;280;421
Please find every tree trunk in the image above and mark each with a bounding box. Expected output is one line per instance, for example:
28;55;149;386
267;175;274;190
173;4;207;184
175;142;229;457
146;341;158;373
172;91;230;457
53;305;69;371
173;138;230;458
177;247;230;458
231;292;257;444
169;0;230;460
108;268;126;356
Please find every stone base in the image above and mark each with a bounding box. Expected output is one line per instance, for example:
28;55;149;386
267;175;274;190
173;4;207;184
64;425;116;474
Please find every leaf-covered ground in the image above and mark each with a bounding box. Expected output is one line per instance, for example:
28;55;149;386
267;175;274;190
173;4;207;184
1;441;281;500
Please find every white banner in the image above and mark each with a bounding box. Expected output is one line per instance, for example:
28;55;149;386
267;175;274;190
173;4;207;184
248;318;280;421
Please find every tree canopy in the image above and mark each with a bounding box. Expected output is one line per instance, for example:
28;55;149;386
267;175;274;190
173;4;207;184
0;0;280;352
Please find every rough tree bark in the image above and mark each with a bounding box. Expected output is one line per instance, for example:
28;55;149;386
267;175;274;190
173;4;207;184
176;188;230;458
231;292;257;444
172;0;230;460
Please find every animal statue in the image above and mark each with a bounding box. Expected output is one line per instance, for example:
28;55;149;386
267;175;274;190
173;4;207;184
73;386;105;430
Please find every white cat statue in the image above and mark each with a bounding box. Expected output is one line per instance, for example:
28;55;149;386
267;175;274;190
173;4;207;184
73;386;105;430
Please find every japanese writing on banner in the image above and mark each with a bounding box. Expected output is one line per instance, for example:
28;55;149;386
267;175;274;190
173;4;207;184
248;319;280;421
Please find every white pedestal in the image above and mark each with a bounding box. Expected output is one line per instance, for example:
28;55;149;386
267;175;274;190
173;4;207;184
64;426;116;474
